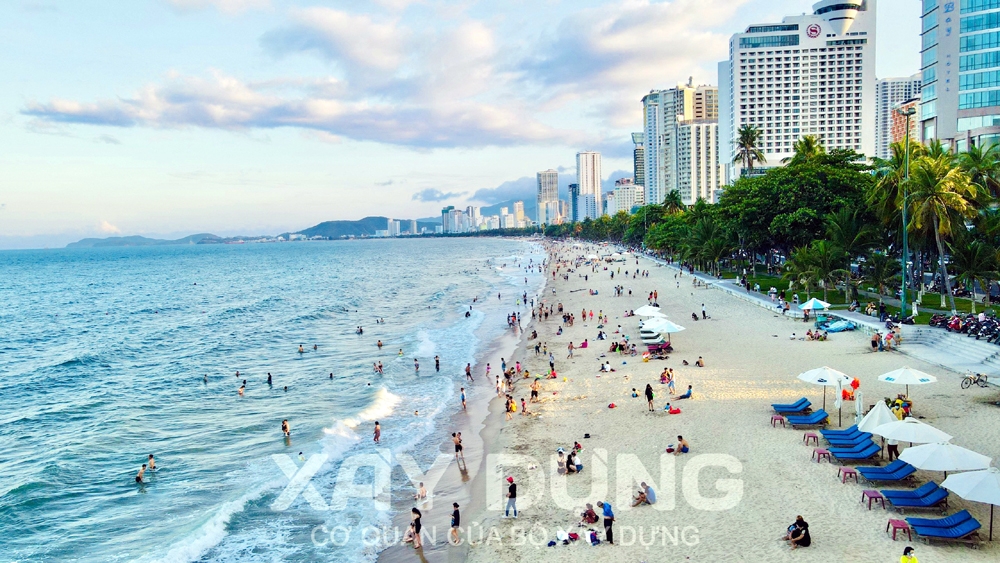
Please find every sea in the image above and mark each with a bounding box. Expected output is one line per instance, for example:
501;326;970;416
0;237;545;562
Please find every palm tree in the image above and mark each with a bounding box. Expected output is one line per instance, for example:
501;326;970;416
782;246;818;300
867;140;922;230
661;191;686;215
906;155;981;313
860;252;900;301
808;240;848;302
948;238;998;313
825;208;873;262
782;135;825;164
957;142;1000;198
733;124;766;176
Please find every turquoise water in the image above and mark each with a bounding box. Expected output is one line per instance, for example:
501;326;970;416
0;238;543;562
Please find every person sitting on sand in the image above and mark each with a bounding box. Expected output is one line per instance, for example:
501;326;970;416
567;450;581;474
672;385;692;400
786;516;810;549
660;370;668;384
580;503;599;526
631;482;656;506
672;435;690;456
695;356;704;367
664;403;681;414
691;312;699;321
806;329;814;341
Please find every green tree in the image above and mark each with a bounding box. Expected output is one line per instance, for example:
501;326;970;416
948;237;998;313
860;252;900;301
825;207;874;262
782;135;825;165
733;124;766;176
957;142;1000;198
907;155;981;313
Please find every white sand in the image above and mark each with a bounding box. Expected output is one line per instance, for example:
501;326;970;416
464;241;1000;562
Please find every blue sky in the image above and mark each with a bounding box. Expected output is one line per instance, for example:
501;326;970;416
0;0;919;248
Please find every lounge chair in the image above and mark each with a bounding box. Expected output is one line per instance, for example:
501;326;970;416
857;462;916;483
857;459;909;476
828;441;877;455
829;442;881;462
826;434;874;447
882;482;941;501
772;397;810;414
823;429;872;444
786;409;829;428
906;510;973;529
911;517;982;546
886;487;949;513
820;424;858;437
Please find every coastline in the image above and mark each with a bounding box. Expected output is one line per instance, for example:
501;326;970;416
463;241;999;562
376;243;545;563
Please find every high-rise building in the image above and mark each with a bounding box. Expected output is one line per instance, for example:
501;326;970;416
513;201;525;223
441;206;455;233
536;169;559;225
876;74;922;159
612;178;644;214
567;184;580;223
576;151;602;220
465;206;481;229
642;82;719;205
719;0;877;181
603;192;617;216
632;132;646;189
890;97;920;147
409;219;418;235
558;200;570;222
387;219;401;237
920;0;1000;150
677;123;724;203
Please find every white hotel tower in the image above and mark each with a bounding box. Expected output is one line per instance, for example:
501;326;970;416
719;0;877;182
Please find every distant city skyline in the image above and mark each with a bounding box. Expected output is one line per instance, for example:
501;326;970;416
0;0;919;248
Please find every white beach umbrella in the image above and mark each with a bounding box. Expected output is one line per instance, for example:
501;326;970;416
642;318;686;343
877;367;938;396
899;442;992;475
854;390;865;426
857;400;897;433
797;366;851;410
798;297;830;310
634;305;665;317
873;418;953;444
587;254;598;259
942;466;1000;540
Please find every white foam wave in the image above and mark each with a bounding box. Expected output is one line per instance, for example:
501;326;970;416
414;330;436;358
153;484;274;563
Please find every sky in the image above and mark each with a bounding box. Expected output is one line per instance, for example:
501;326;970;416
0;0;920;249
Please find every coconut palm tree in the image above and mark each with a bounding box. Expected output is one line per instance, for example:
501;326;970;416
661;190;686;215
906;155;981;313
825;207;874;262
957;142;1000;198
782;135;826;164
733;124;766;176
782;245;819;300
948;237;998;313
808;240;849;302
860;252;900;301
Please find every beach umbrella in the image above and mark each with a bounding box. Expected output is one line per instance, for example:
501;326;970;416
634;305;665;317
899;442;991;477
854;390;865;426
796;366;851;410
873;418;953;444
798;297;830;310
942;467;1000;540
587;254;598;259
642;319;686;343
857;400;896;433
877;367;938;396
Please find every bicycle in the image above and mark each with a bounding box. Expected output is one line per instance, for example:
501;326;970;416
961;372;989;389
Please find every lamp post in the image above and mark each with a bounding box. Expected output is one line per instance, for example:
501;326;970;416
898;106;918;318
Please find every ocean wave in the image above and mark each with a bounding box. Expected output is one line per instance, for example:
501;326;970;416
153;485;275;563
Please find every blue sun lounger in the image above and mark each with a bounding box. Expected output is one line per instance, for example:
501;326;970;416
828;441;878;456
857;459;908;477
906;510;973;529
910;517;982;546
857;462;916;483
786;409;829;428
830;442;881;462
820;424;859;437
886;486;949;513
772;397;811;414
882;482;941;501
826;433;875;447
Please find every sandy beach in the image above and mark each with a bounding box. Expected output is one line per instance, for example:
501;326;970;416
436;241;1000;563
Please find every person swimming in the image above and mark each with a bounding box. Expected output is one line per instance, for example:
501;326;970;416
267;373;272;385
135;464;146;483
147;454;156;471
298;345;305;354
377;340;383;349
398;349;404;357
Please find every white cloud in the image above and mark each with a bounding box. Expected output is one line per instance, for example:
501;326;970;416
166;0;269;15
98;220;121;234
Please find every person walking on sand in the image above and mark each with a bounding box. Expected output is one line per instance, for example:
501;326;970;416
597;501;614;544
520;397;528;415
452;432;464;460
567;342;575;358
645;384;654;412
701;303;707;319
373;421;381;443
460;387;467;410
505;477;518;518
465;363;474;382
450;503;461;544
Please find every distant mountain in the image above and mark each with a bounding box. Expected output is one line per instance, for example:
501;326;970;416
67;233;222;248
293;216;438;238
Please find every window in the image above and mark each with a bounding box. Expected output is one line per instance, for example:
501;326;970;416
958;114;1000;130
961;69;1000;89
924;10;939;33
960;89;1000;107
962;31;1000;51
827;39;868;46
962;12;1000;34
925;0;938;14
923;29;938;50
746;24;799;33
740;35;800;49
960;50;1000;71
962;0;1000;13
923;46;938;67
